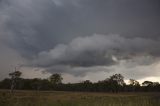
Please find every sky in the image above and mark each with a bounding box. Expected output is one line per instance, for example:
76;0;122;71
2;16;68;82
0;0;160;83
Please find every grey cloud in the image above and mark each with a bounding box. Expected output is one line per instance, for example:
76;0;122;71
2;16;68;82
0;0;79;58
0;0;160;79
29;34;160;76
108;56;160;80
1;0;160;58
0;43;25;80
44;65;112;77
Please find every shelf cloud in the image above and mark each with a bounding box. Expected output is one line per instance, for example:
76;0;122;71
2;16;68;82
0;0;160;81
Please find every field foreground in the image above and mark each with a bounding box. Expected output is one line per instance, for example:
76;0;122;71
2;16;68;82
0;90;160;106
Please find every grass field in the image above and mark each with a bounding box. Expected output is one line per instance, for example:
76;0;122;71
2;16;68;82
0;90;160;106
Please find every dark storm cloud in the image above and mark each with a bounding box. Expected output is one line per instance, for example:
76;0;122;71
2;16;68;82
0;0;160;77
0;0;81;58
32;34;160;68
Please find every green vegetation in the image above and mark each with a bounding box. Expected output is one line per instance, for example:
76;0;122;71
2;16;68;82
0;72;160;93
0;90;160;106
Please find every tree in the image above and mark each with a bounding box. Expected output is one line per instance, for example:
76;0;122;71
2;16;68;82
107;74;125;93
49;74;63;85
109;74;125;86
9;71;22;93
142;81;153;86
129;79;140;86
31;78;42;91
82;80;92;91
128;79;140;92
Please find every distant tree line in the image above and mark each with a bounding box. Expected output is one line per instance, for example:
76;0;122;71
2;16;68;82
0;71;160;92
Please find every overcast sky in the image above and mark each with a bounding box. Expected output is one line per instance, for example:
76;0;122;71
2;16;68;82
0;0;160;83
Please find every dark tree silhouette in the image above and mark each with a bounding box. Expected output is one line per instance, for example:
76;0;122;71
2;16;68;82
109;74;125;86
142;81;153;86
107;74;125;93
128;79;140;92
49;73;63;85
129;79;140;86
0;72;159;92
9;70;22;93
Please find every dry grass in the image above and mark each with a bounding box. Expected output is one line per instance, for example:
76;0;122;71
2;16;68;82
0;90;160;106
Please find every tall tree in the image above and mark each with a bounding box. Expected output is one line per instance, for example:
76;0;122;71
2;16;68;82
107;74;125;93
128;79;140;92
49;73;63;85
109;74;125;86
9;70;22;93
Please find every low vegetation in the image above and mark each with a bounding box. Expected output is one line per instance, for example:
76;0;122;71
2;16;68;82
0;90;160;106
